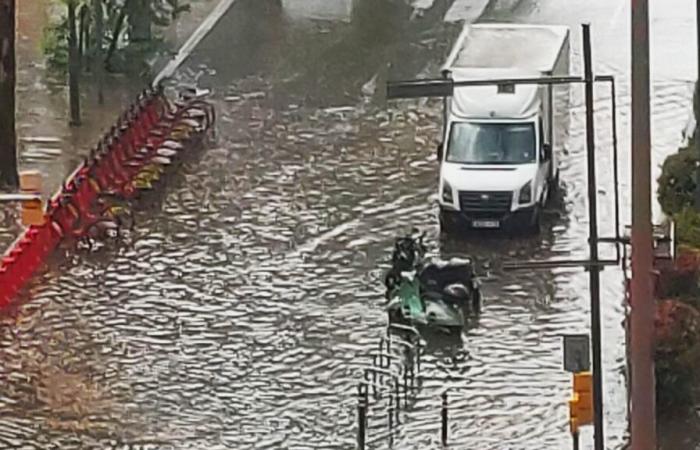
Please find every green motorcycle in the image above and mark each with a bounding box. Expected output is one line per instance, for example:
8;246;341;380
384;232;481;332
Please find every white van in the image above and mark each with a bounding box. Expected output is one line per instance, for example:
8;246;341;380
437;24;570;233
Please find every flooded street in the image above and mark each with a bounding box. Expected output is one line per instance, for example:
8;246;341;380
1;0;697;449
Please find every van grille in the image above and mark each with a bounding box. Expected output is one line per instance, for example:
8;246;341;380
459;191;512;213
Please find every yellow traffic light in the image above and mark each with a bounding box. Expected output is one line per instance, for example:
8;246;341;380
569;372;593;428
19;170;44;226
21;198;45;226
574;371;593;392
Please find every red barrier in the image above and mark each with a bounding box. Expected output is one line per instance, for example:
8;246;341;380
0;87;214;310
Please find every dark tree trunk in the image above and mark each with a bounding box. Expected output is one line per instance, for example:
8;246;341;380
0;0;18;188
128;0;151;42
93;0;104;104
68;0;81;126
106;3;128;68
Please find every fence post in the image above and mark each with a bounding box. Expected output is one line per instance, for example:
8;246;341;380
395;379;401;418
441;390;448;447
357;384;367;450
388;405;394;448
416;342;421;374
403;365;409;404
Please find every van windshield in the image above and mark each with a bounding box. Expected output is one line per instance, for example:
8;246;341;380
446;122;536;165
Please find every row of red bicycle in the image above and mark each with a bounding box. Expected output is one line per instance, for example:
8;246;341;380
0;85;215;310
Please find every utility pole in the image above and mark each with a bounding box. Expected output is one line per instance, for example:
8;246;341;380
630;0;657;448
582;23;605;450
0;0;19;188
67;0;81;125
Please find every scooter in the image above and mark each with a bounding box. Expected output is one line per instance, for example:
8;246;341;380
384;231;481;333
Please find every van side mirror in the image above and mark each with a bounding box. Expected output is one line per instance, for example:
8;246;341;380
437;142;444;161
543;143;552;161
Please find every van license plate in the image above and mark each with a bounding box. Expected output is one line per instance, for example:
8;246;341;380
472;220;500;229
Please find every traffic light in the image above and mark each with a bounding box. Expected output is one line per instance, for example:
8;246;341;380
19;171;44;226
569;371;593;433
21;198;45;226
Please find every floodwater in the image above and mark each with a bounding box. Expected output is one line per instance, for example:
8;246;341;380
0;0;697;449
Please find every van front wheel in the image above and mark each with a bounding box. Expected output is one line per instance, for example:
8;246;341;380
439;210;456;234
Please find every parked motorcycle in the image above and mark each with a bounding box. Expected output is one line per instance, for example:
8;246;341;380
384;231;481;332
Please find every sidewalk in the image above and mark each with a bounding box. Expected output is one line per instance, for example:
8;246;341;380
14;0;221;198
0;0;221;249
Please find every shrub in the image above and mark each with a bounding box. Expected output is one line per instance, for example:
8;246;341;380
657;149;698;216
655;299;700;415
674;207;700;249
42;19;70;71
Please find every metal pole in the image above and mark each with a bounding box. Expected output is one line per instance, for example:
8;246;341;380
441;391;448;446
416;342;421;373
395;379;401;418
403;366;408;404
609;78;622;263
582;23;604;450
357;384;366;450
67;0;81;126
573;431;580;450
388;406;394;448
630;0;657;448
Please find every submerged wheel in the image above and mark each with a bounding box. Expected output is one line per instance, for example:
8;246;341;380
471;288;482;315
546;172;560;207
526;205;542;236
439;210;458;235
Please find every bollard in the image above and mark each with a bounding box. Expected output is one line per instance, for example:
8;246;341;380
362;383;369;412
416;342;421;374
357;384;367;450
395;379;401;416
441;391;448;447
372;370;378;400
388;406;394;448
403;366;409;404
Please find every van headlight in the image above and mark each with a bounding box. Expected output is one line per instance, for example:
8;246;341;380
442;180;453;203
518;180;532;204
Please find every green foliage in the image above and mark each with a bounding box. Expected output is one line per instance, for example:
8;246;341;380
654;79;700;418
42;18;70;71
42;0;192;73
656;314;700;414
657;147;698;216
656;346;697;414
675;207;700;248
